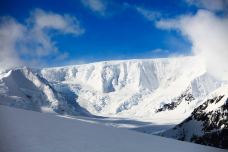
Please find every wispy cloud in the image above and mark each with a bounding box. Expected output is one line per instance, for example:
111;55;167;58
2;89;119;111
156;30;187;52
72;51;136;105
156;10;228;81
123;3;161;21
0;9;84;70
31;9;84;35
0;17;26;68
150;48;169;55
186;0;228;12
135;6;161;21
81;0;107;15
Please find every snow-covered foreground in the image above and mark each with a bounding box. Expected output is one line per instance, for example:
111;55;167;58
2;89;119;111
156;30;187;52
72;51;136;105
0;106;225;152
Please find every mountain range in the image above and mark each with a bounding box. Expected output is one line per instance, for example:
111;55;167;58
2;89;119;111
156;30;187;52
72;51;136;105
0;56;227;149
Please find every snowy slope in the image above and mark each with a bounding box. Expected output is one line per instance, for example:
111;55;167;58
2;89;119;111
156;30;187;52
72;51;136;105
161;84;228;149
0;105;226;152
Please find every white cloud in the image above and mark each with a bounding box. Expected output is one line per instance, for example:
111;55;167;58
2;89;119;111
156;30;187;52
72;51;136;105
81;0;106;15
156;10;228;81
123;3;161;21
156;19;179;30
0;9;84;70
0;17;26;69
135;6;161;21
186;0;228;12
31;9;84;35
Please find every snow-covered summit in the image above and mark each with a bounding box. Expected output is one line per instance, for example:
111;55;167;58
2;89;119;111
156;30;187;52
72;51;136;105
41;56;205;93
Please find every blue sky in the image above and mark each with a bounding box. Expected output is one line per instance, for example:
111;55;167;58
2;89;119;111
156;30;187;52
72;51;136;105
0;0;227;67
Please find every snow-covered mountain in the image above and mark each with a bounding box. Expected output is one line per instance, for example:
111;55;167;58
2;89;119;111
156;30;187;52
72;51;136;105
160;84;228;149
40;56;223;123
0;67;90;116
0;56;227;148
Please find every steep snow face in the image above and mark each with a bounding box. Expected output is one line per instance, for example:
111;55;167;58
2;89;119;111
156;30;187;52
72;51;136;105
0;67;88;116
161;84;228;149
39;56;225;124
191;73;223;98
41;57;205;93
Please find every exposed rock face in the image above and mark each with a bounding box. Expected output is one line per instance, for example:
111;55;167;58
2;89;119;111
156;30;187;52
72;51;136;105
161;85;228;149
156;87;195;113
190;96;228;148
